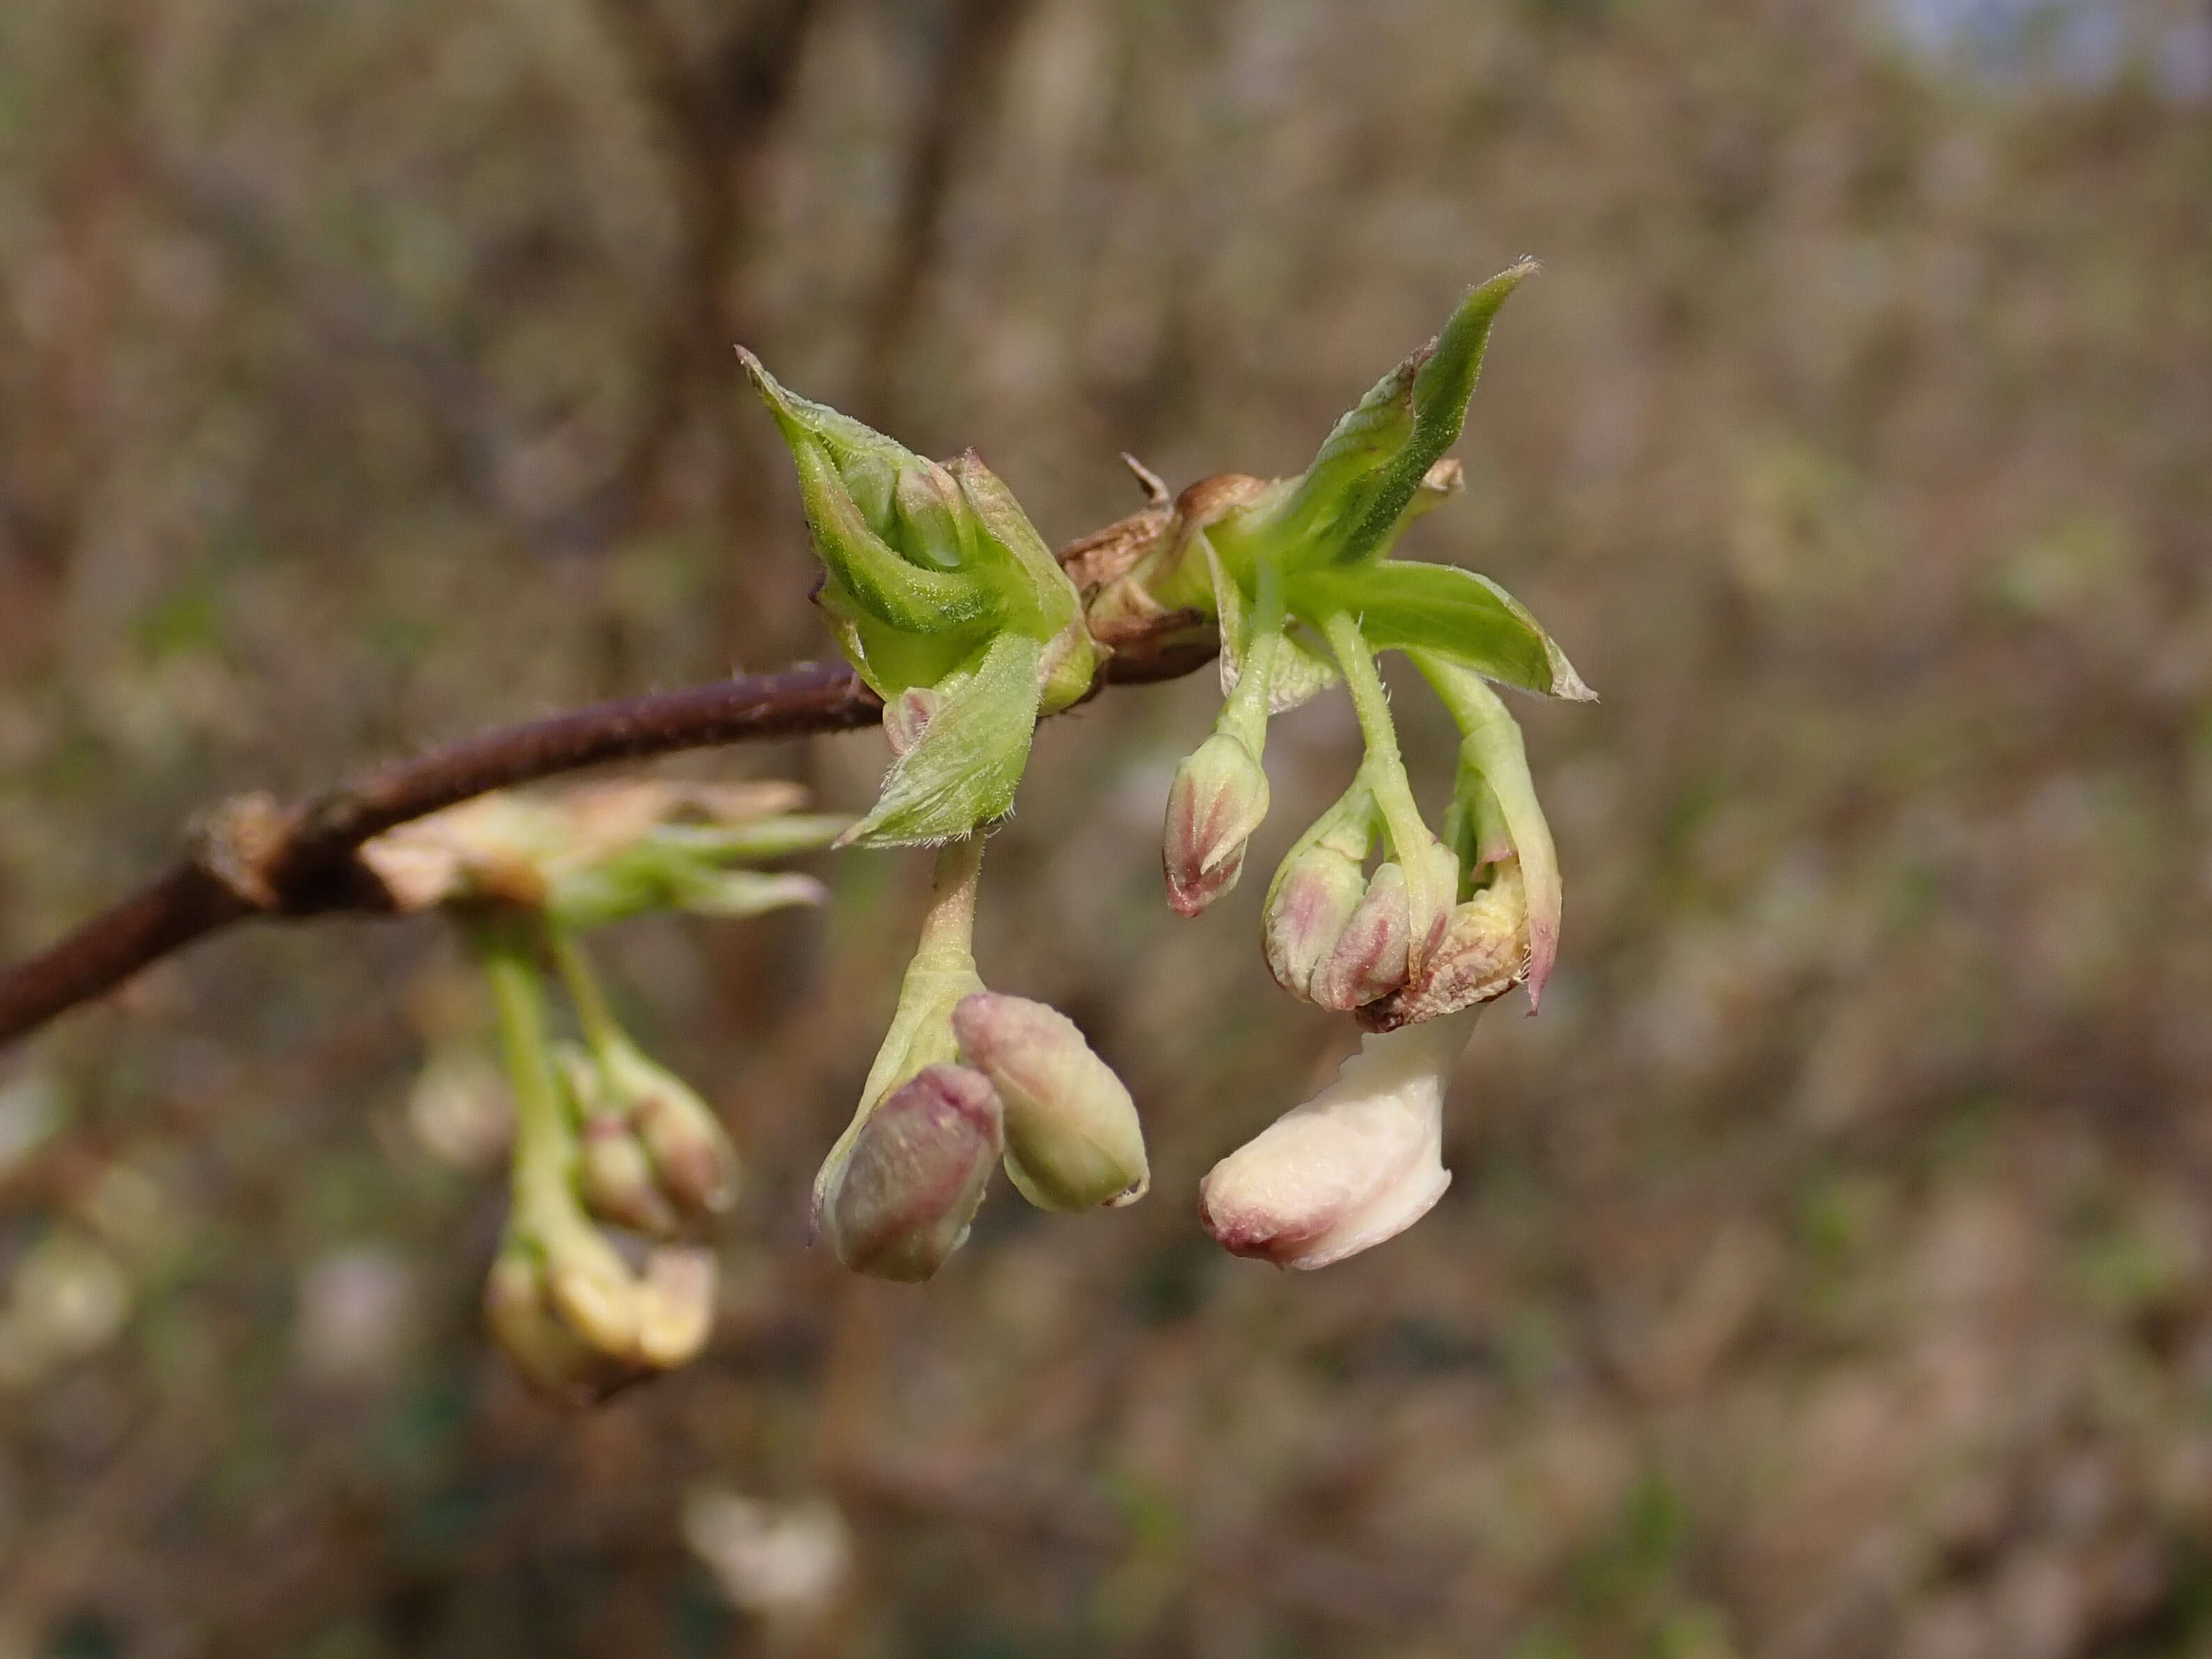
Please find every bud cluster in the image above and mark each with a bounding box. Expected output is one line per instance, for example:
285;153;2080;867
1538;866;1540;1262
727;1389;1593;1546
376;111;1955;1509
740;264;1593;1276
435;911;757;1400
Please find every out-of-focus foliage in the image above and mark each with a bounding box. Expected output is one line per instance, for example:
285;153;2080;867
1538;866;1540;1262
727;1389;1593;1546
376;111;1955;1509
2;0;2211;1654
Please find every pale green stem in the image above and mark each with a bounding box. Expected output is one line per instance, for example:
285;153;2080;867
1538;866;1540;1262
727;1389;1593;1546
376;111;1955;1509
1318;610;1431;868
544;923;623;1060
1216;555;1287;751
1320;609;1455;962
910;831;985;969
474;918;573;1228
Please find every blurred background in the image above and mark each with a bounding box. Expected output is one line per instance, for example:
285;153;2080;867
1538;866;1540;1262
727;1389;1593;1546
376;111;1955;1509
3;0;2211;1653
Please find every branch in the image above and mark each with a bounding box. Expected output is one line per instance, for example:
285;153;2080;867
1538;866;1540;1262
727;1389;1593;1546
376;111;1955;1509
0;606;1214;1050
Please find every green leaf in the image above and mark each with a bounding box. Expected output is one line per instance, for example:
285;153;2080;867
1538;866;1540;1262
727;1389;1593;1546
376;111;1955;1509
839;628;1044;847
1258;261;1536;572
1290;560;1593;700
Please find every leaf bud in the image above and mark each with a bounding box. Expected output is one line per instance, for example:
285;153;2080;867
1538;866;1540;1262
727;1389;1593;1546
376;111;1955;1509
952;993;1147;1211
1162;732;1270;917
819;1065;1004;1283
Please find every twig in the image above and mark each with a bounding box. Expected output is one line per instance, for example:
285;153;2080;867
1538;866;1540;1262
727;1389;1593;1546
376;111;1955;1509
0;610;1213;1050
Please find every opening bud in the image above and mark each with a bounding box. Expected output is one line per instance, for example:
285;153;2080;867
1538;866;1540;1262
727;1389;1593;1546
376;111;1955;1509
1198;1012;1475;1270
539;1215;643;1357
1357;865;1530;1033
952;993;1147;1211
819;1065;1004;1283
1163;732;1270;917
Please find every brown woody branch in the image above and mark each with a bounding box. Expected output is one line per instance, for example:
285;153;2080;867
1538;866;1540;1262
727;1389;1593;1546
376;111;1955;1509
0;600;1215;1051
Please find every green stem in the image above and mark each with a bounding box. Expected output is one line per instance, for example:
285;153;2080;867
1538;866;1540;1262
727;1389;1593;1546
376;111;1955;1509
912;831;985;966
472;916;572;1226
1318;610;1430;865
544;923;623;1058
1217;556;1287;750
851;833;989;1119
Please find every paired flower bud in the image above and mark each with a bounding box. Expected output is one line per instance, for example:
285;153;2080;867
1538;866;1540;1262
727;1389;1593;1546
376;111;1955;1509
952;993;1147;1210
818;1065;1004;1282
1162;732;1270;916
559;1037;738;1235
1198;1012;1475;1270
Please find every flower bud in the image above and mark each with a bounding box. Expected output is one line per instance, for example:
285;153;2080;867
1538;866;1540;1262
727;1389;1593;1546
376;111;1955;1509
952;993;1147;1211
1198;1012;1475;1270
634;1246;718;1368
577;1113;681;1237
819;1065;1004;1283
1163;732;1270;917
1357;865;1530;1033
1263;842;1368;1001
541;1218;642;1357
596;1040;740;1217
484;1247;631;1399
1310;862;1412;1011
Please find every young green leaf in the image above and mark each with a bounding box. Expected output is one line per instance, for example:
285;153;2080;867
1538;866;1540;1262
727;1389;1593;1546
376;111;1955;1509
839;628;1045;848
1290;560;1593;701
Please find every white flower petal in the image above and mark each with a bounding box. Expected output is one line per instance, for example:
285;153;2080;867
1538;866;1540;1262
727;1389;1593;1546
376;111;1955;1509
1198;1010;1476;1269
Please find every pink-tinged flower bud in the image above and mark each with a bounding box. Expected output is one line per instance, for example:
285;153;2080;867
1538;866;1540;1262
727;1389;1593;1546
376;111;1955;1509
952;993;1147;1211
578;1113;681;1237
1198;1012;1475;1270
1310;862;1412;1011
1263;843;1369;1001
1162;732;1270;917
820;1065;1004;1283
1357;866;1530;1033
601;1040;740;1217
